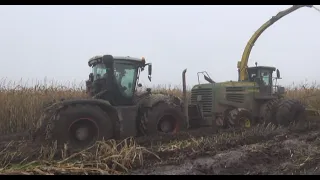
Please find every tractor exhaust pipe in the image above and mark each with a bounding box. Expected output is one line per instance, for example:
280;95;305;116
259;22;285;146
182;69;189;128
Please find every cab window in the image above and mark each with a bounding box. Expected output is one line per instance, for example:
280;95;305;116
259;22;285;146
92;63;109;80
114;62;137;97
260;70;271;86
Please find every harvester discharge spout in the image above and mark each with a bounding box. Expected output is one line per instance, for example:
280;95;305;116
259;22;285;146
238;5;314;82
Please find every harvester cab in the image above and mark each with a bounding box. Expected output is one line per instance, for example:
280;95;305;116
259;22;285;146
86;55;152;106
246;65;284;98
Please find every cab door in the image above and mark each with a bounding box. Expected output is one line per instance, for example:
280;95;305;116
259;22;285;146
258;69;273;96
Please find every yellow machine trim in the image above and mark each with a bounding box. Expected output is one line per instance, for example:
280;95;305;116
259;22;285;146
237;5;313;81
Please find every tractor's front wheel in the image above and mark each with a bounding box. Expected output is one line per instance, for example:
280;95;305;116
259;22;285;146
225;108;253;129
47;104;114;151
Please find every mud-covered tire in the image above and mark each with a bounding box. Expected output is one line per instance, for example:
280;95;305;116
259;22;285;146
260;98;282;125
225;108;253;129
147;102;187;135
276;99;307;127
138;111;148;136
135;96;151;136
43;104;115;151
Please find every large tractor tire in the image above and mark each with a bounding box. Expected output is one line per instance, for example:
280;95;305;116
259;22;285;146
37;104;115;151
260;98;282;125
276;99;307;127
145;102;187;135
138;110;148;136
225;108;253;129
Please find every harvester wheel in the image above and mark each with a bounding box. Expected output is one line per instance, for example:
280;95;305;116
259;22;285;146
276;99;307;127
49;104;114;150
147;102;186;135
226;108;253;129
260;98;282;125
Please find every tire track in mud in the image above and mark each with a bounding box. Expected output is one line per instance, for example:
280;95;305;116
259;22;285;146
131;118;320;175
132;132;320;175
191;136;320;175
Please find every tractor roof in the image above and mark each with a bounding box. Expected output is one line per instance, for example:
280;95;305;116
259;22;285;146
248;66;276;71
88;55;145;67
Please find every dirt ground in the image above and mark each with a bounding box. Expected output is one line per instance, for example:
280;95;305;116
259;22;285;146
1;118;320;175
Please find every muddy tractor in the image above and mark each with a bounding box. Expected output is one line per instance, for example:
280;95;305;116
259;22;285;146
34;55;188;150
186;65;313;130
185;5;320;130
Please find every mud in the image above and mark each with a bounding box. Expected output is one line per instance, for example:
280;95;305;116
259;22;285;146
131;117;320;175
1;117;320;175
132;136;320;175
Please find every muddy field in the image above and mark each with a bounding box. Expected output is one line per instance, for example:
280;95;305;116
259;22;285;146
0;118;320;175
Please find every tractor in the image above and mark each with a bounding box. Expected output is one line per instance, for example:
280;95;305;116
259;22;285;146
34;55;188;150
185;5;318;130
185;65;305;130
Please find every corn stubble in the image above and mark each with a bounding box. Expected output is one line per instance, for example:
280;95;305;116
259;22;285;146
0;80;320;174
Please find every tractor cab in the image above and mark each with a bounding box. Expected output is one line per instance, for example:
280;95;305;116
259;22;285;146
86;55;152;106
247;65;282;97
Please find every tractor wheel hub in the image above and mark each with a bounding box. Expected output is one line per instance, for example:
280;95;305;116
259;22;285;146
240;118;251;128
160;120;174;133
75;127;89;141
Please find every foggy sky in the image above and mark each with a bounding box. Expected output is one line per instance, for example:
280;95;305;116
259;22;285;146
0;5;319;88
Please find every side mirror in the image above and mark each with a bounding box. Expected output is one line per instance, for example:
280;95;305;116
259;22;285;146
204;75;215;84
89;73;94;82
148;64;152;82
276;69;281;79
102;54;114;65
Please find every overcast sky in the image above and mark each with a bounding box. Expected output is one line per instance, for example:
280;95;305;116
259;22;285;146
0;5;319;88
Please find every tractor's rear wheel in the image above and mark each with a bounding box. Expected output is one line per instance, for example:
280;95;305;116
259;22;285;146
276;99;307;127
260;98;282;125
48;104;114;151
225;108;253;129
146;102;186;135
